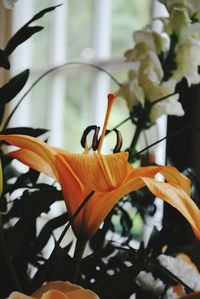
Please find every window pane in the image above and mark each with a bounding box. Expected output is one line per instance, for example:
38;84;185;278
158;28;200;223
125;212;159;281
111;0;152;54
11;0;152;149
63;73;93;152
67;0;94;59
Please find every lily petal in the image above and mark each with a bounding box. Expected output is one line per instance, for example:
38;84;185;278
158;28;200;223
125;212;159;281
33;281;82;297
0;134;58;178
56;152;130;192
7;293;32;299
8;281;100;299
76;166;165;239
1;134;200;241
7;149;57;180
32;281;99;299
77;166;200;240
41;290;69;299
160;165;191;195
142;177;200;239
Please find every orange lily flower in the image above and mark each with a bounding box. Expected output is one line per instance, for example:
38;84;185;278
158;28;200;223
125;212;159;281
0;94;200;240
7;280;99;299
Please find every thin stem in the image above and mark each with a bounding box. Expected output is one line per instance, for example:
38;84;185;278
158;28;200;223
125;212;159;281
3;62;121;129
128;104;152;161
32;191;95;287
129;122;143;152
151;92;176;105
56;190;95;247
155;262;194;294
109;116;131;132
70;238;87;283
133;124;197;160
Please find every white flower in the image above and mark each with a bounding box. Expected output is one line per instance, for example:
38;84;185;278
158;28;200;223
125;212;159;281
150;93;184;122
125;30;170;62
158;254;200;292
172;22;200;86
117;69;145;109
136;271;165;295
159;0;200;14
118;0;200;123
3;0;17;9
138;52;177;102
118;51;183;122
164;287;180;299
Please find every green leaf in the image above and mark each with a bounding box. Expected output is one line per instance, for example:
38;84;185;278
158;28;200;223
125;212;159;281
1;127;48;136
26;4;62;25
5;27;43;56
0;105;5;125
5;5;61;56
5;186;62;258
31;212;69;254
0;70;29;104
32;243;73;290
3;168;40;195
119;207;133;236
93;257;145;299
0;49;10;69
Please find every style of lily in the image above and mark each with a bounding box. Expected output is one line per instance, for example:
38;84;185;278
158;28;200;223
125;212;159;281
0;94;200;243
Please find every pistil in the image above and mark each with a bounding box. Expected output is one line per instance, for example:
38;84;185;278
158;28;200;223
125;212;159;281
97;93;116;153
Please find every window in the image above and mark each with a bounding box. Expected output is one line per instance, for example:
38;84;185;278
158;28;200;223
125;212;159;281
9;0;152;153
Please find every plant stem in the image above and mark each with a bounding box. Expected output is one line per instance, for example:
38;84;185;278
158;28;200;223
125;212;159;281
71;238;87;283
129;122;143;152
128;103;152;162
0;212;22;292
32;191;95;289
3;62;121;129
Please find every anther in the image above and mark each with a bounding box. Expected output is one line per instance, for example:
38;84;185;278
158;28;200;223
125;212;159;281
92;126;100;151
80;125;98;149
113;129;123;153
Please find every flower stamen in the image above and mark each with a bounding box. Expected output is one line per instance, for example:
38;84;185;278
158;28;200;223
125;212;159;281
97;93;116;153
92;126;100;151
113;129;123;153
80;125;98;153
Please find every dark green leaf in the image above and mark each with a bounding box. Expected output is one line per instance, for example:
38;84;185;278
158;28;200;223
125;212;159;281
5;187;62;258
4;185;62;220
26;4;62;25
5;5;61;55
0;49;10;69
1;127;48;136
5;27;43;56
0;104;5;125
3;169;40;195
93;259;145;299
119;207;133;236
0;69;29;104
32;212;69;254
32;243;73;291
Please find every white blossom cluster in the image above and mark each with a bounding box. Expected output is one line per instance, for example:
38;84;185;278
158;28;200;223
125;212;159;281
118;0;200;122
158;254;200;292
135;254;200;299
136;271;166;295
